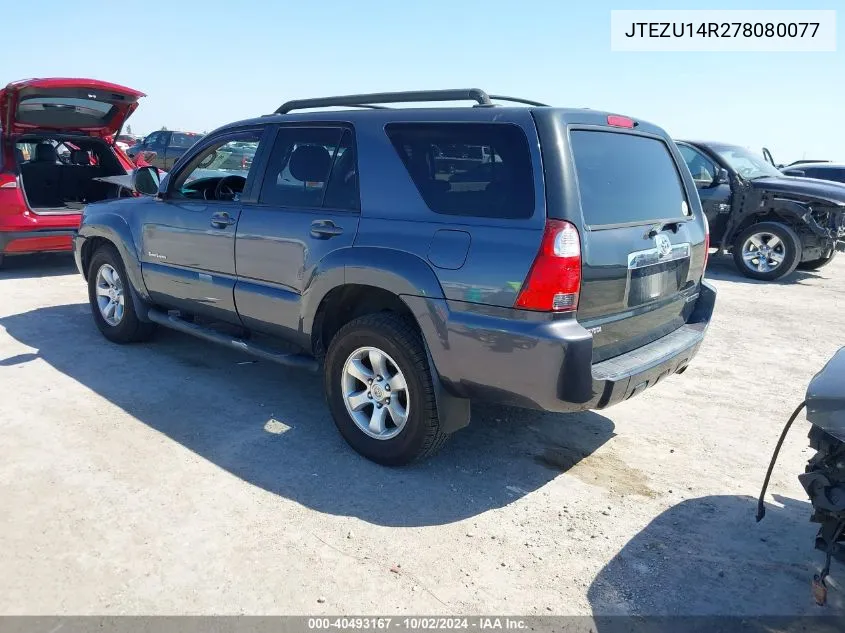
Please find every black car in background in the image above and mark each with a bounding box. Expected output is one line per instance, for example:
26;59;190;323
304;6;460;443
781;162;845;184
677;140;845;280
127;130;203;170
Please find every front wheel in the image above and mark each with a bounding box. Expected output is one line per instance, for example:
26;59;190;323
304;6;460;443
324;313;448;466
797;249;837;271
88;246;156;343
732;221;802;281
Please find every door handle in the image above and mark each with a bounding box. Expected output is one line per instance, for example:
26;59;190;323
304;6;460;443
210;212;236;228
310;220;344;238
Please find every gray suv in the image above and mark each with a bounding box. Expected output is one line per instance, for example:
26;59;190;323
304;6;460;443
74;89;716;465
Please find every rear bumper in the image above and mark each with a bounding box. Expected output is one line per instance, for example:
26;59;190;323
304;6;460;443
0;229;77;255
407;280;716;413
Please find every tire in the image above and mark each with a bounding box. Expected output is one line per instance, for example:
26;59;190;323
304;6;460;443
87;245;156;343
732;221;802;281
797;249;837;271
324;313;448;466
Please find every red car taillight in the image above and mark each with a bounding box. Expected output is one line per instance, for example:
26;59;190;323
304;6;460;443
241;155;249;169
515;220;582;312
0;172;25;216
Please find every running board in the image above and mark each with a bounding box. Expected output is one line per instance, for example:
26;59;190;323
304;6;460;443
146;309;319;372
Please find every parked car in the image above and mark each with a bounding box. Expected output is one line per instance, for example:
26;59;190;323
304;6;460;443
74;88;715;465
761;147;831;170
676;140;845;279
115;134;140;152
126;130;203;170
781;162;845;185
0;77;144;267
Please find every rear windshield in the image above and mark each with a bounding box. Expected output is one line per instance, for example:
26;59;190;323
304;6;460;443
386;122;534;219
570;131;689;227
170;132;202;149
17;97;115;128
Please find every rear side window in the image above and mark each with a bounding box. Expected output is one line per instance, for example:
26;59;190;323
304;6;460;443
169;132;202;149
386;123;534;219
814;168;845;183
259;127;360;211
570;131;689;227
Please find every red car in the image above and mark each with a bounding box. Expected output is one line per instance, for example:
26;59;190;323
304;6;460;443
0;78;144;267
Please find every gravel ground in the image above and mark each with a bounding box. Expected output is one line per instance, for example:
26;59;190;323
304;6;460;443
1;252;844;616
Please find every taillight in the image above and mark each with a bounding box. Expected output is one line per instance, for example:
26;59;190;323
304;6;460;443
241;155;248;169
515;220;581;312
702;214;711;272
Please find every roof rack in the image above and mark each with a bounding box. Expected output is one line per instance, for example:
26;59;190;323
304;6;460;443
274;89;549;114
488;95;550;107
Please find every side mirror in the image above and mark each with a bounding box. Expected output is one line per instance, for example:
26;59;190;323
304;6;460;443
131;166;161;196
714;168;729;186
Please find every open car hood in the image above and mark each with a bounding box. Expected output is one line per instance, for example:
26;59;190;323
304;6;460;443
0;78;145;139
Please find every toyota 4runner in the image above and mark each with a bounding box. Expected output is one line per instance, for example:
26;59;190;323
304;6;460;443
74;89;716;465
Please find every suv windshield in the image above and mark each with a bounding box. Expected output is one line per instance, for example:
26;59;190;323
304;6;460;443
714;145;782;180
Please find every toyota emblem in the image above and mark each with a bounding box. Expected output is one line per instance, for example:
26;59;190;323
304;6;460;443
655;234;672;259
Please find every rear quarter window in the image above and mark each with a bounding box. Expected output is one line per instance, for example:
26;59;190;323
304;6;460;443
385;122;534;219
570;130;690;227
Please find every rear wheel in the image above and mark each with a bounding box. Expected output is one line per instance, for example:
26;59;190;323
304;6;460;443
797;249;837;271
732;222;802;281
88;246;155;343
324;313;448;466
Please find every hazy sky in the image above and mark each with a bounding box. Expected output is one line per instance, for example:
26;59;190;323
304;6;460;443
3;0;842;162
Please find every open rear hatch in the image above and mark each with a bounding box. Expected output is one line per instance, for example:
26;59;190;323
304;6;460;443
0;78;145;139
569;126;706;363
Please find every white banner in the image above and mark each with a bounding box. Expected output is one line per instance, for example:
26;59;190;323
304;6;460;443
610;10;836;52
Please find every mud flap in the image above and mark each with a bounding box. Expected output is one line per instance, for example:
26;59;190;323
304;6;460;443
423;345;471;435
128;282;153;323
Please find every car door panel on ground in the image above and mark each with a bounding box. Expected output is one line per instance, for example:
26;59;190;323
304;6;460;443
234;126;360;342
140;129;264;322
677;143;731;242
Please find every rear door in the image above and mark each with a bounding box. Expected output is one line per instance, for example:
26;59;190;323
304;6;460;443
566;126;707;363
234;125;360;343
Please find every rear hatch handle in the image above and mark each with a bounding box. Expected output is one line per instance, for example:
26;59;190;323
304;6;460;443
646;221;683;238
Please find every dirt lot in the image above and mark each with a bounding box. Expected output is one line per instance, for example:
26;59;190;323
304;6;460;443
1;252;844;616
